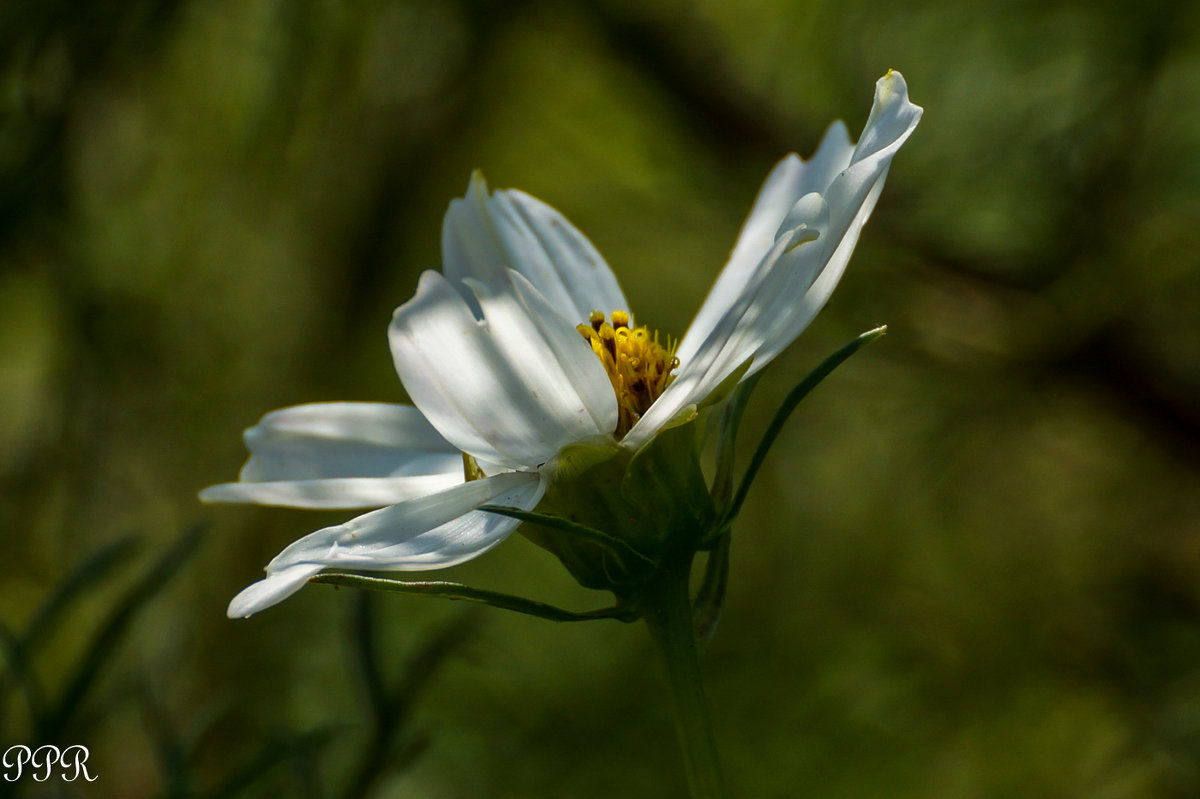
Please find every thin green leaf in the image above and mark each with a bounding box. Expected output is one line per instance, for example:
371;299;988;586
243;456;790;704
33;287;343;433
1;537;139;740
43;525;204;739
352;592;387;731
479;505;656;569
0;618;47;735
725;326;888;525
310;573;637;623
140;683;193;799
21;535;140;652
341;610;478;799
202;728;334;799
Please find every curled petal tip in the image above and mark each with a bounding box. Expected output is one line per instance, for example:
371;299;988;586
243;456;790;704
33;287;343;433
227;563;323;618
881;69;905;90
226;590;258;619
877;70;923;114
461;170;491;206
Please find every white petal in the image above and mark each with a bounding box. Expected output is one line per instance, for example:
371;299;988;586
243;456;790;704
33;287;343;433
503;270;620;433
228;563;322;619
441;173;509;311
748;70;922;369
240;445;460;482
821;70;923;268
491;189;628;321
200;473;464;509
389;270;615;469
630;71;921;448
199;402;465;509
442;173;627;324
676;122;855;366
243;402;454;452
227;471;545;618
624;215;830;448
234;402;460;482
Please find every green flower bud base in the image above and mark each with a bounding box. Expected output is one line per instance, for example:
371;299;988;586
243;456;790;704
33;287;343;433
523;412;715;596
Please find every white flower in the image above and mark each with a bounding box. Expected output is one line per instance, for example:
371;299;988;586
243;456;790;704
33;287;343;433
202;71;922;618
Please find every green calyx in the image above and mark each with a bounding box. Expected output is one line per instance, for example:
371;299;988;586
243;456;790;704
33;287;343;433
519;414;715;596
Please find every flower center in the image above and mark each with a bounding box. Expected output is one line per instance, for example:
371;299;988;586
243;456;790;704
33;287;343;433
577;310;679;437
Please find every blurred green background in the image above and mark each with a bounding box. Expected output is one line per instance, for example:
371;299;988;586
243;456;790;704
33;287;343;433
3;0;1199;796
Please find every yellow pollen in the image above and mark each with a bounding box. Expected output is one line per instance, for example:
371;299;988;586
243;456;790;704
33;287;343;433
578;309;679;437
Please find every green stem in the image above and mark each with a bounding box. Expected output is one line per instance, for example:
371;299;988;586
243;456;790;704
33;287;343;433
642;557;725;799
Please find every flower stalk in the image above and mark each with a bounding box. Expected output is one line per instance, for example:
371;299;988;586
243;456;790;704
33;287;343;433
641;556;725;799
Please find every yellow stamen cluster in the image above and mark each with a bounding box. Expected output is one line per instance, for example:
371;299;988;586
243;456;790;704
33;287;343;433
577;310;679;437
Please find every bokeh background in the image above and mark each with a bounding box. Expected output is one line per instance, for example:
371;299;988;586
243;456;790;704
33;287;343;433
3;0;1199;796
